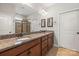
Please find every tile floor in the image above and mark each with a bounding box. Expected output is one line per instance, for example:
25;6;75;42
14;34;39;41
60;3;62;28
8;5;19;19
46;47;79;56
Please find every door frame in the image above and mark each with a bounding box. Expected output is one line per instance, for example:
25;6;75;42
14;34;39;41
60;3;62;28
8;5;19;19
58;8;79;48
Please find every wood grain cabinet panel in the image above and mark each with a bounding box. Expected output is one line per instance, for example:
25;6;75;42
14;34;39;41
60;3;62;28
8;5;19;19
19;39;41;56
42;48;48;56
0;43;31;56
47;33;54;50
0;39;41;56
41;36;48;56
42;40;48;50
19;50;31;56
30;44;41;56
42;36;47;41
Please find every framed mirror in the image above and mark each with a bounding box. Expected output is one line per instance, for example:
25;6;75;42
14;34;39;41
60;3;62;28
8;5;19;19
41;19;46;27
47;17;53;27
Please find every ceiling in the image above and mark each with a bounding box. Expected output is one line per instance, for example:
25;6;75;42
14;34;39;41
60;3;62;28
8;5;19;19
15;3;55;16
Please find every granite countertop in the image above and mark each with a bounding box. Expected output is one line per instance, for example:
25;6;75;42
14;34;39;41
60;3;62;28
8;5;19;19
0;32;53;52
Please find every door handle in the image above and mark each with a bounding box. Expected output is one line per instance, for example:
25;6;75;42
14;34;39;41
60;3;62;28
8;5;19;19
77;32;79;34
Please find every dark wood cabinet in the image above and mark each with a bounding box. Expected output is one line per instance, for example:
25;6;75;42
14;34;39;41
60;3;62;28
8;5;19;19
0;42;31;56
20;44;41;56
19;50;31;56
41;33;54;55
48;33;54;50
41;36;48;55
0;32;54;56
30;44;41;56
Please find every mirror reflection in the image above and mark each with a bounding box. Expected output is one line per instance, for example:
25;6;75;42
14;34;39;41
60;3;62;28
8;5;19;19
0;3;31;35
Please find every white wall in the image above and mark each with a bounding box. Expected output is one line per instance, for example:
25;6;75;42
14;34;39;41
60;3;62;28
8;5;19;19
0;4;16;35
27;3;79;47
27;12;41;32
0;4;27;35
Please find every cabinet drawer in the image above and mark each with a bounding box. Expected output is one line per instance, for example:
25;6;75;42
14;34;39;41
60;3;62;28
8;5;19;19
48;38;53;50
30;39;40;46
42;48;48;56
42;40;47;49
48;34;53;38
19;50;31;56
42;36;47;41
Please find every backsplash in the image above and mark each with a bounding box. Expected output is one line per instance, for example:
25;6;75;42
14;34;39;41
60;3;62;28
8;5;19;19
0;33;20;39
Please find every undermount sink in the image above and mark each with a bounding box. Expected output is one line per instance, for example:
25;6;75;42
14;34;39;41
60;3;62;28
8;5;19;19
17;38;30;41
15;41;22;45
15;38;31;45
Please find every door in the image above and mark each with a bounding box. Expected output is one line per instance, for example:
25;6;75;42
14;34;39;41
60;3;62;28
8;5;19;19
15;21;22;33
60;10;79;51
22;21;30;33
22;22;27;33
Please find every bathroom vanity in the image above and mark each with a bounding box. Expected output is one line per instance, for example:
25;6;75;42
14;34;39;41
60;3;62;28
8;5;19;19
0;32;54;56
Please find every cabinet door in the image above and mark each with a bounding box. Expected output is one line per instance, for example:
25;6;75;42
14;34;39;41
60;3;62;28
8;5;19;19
30;44;41;56
42;37;48;56
48;38;52;49
42;40;48;50
48;34;54;50
42;48;48;56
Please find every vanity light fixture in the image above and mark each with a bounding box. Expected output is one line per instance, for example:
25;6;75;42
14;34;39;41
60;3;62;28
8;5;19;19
39;9;48;16
22;3;33;8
